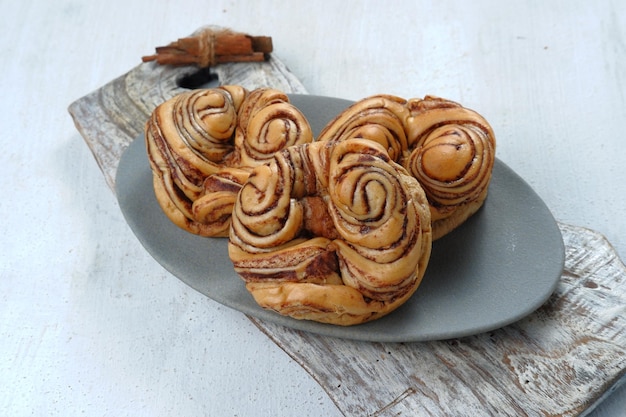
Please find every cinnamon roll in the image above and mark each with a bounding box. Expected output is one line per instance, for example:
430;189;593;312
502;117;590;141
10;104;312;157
145;86;313;236
317;94;496;240
317;94;409;162
229;139;432;326
402;96;496;240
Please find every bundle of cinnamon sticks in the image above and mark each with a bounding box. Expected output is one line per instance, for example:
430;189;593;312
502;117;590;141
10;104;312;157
142;28;272;67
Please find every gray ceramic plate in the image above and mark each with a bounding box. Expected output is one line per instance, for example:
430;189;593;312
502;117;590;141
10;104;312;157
116;94;565;342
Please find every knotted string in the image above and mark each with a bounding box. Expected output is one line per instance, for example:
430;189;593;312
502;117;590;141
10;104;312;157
198;28;217;68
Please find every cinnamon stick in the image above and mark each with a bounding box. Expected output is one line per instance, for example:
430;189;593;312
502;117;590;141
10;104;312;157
142;28;272;67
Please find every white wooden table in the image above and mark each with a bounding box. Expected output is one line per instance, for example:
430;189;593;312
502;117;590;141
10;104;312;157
1;1;625;416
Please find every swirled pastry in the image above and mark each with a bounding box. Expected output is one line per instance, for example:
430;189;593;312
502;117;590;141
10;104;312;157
145;86;313;236
403;96;495;239
228;138;432;326
318;94;496;240
317;94;410;161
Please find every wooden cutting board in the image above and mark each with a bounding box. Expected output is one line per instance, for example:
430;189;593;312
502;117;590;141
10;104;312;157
69;53;626;417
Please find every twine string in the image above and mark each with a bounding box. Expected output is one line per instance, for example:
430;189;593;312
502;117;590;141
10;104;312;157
198;29;217;67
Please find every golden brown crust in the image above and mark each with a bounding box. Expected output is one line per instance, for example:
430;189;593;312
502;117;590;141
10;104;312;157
244;281;417;326
144;86;313;237
318;94;496;239
229;139;432;326
145;87;496;325
147;88;495;240
317;94;409;162
403;96;495;239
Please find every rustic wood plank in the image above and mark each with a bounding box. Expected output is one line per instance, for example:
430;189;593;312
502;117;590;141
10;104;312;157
252;223;626;416
68;52;626;417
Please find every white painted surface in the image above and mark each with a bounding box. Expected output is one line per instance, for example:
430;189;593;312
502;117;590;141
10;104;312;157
1;1;624;416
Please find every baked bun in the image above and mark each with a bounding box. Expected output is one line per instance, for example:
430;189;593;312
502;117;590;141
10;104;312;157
228;139;432;326
318;94;496;240
145;86;313;236
403;96;495;239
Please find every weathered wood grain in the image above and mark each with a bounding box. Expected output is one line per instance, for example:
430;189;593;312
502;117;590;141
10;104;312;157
68;55;626;417
252;223;626;416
